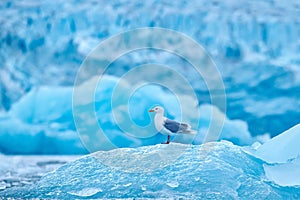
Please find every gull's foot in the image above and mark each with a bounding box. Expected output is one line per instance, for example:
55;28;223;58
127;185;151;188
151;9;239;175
161;135;171;144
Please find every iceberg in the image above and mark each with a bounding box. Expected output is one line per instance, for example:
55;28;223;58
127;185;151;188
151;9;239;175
195;105;254;146
1;0;300;195
264;158;300;187
255;124;300;164
0;86;86;154
251;124;300;187
0;75;255;154
1;141;299;199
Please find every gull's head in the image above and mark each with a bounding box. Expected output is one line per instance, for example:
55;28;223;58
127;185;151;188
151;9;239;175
149;106;164;114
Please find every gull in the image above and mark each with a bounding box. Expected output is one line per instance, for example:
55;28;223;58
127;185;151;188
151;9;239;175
149;106;196;144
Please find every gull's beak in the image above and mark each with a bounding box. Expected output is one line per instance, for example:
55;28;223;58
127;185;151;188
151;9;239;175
149;109;154;112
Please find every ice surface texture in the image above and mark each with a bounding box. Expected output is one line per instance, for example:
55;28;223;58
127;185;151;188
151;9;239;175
1;141;300;199
1;0;300;137
0;155;79;191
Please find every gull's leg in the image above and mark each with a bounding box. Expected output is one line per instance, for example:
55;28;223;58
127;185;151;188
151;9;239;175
161;135;171;144
166;135;170;144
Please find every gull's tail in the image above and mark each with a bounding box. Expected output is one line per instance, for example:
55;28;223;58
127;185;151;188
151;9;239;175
185;129;197;134
183;123;197;134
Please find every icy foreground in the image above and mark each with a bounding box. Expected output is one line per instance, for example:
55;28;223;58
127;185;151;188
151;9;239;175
253;124;300;187
1;141;300;199
0;155;79;191
255;124;300;164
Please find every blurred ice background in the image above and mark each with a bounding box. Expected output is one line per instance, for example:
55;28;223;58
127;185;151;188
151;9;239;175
1;0;300;154
0;0;300;198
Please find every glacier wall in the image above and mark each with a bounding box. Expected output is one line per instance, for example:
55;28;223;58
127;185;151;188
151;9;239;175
1;0;300;140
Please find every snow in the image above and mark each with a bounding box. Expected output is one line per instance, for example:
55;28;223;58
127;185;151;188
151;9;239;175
1;141;298;199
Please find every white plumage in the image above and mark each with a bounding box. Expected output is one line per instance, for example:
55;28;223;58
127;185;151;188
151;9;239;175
149;106;196;144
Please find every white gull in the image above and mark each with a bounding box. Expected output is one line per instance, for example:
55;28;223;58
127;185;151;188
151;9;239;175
149;106;196;144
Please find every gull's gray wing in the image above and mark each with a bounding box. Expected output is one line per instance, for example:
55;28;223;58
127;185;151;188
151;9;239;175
163;118;190;133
